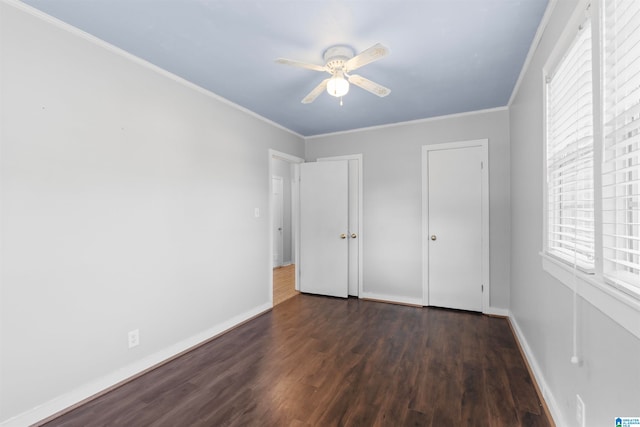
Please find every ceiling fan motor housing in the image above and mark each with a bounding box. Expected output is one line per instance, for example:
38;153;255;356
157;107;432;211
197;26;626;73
323;45;354;71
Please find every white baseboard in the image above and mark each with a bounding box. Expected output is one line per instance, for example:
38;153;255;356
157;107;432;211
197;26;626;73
484;306;510;317
359;292;424;307
508;311;564;427
1;303;271;427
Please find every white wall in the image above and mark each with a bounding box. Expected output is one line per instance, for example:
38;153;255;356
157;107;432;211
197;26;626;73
0;2;304;424
306;109;511;309
509;1;640;425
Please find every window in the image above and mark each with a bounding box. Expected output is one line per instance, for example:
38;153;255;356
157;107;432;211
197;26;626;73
542;0;640;340
602;0;640;297
545;20;595;271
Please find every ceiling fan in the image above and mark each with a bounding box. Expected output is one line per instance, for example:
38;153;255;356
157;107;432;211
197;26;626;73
276;43;391;105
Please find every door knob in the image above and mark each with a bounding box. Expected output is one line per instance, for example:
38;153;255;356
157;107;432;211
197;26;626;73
351;233;357;239
431;235;437;241
340;234;347;239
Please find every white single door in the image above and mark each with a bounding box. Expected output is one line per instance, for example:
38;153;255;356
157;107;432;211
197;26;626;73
428;146;483;311
299;161;349;298
272;176;284;268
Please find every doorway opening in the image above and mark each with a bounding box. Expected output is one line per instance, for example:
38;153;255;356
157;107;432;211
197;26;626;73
269;150;304;306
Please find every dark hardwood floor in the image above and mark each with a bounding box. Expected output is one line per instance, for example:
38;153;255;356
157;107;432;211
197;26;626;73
40;295;552;426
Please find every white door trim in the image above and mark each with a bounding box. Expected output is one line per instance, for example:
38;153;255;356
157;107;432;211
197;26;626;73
421;139;490;312
318;154;364;298
268;149;304;307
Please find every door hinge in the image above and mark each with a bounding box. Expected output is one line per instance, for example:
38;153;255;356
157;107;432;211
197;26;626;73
481;284;484;292
481;161;484;170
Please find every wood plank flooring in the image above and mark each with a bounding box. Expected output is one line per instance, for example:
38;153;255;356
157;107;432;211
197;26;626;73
40;295;551;427
273;264;298;306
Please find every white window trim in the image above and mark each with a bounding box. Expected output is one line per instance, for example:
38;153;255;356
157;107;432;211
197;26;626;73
541;252;640;339
540;0;640;340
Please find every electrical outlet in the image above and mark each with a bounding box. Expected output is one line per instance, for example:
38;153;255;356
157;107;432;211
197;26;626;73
576;394;585;427
128;329;139;349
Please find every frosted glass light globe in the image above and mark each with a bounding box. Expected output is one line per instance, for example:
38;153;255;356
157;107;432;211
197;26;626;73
327;72;349;97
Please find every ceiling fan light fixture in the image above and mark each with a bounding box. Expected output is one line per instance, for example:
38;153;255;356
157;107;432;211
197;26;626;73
326;71;349;97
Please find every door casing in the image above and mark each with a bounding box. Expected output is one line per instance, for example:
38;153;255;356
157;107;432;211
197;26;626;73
421;139;490;312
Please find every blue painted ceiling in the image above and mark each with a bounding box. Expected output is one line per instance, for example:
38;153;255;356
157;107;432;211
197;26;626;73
20;0;548;136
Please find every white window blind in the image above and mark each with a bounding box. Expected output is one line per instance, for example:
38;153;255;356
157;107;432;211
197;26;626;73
603;0;640;296
546;21;595;270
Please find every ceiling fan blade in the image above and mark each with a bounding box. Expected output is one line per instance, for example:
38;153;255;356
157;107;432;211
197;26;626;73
275;58;327;72
345;43;389;72
348;74;391;97
302;78;330;104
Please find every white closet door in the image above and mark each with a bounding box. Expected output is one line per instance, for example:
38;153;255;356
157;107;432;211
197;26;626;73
428;146;483;312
